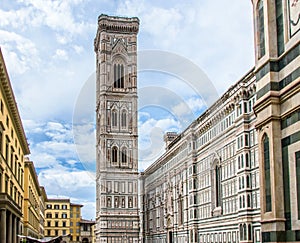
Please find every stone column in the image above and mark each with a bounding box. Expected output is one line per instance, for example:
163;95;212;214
12;214;17;243
0;208;6;243
7;211;12;243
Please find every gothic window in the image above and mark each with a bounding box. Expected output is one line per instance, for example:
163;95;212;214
215;164;221;207
178;196;183;225
246;153;249;167
112;146;118;164
239;224;243;241
248;224;252;240
121;197;125;208
247;194;251;208
112;110;118;128
263;134;272;212
243;224;247;240
107;197;112;208
121;110;127;128
211;159;222;215
113;63;124;88
128;196;133;208
121;147;127;164
246;175;251;188
257;0;266;58
114;196;119;208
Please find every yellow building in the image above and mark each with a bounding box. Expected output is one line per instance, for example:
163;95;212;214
0;48;30;243
44;198;71;238
23;158;41;238
70;203;83;242
39;186;47;239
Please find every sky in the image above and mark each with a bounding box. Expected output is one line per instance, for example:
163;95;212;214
0;0;255;220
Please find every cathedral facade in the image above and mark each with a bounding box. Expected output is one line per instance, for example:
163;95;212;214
95;1;300;243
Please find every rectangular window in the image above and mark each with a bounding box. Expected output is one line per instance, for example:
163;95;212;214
245;134;249;147
258;0;266;58
128;182;133;193
0;100;3;113
55;221;59;227
54;204;59;209
114;181;119;193
276;0;284;56
296;152;300;219
264;136;272;212
0;128;3;155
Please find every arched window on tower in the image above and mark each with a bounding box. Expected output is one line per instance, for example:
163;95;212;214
121;147;127;164
243;223;247;241
239;224;243;241
257;0;266;58
248;224;252;240
113;63;125;88
112;146;118;165
263;134;272;212
112;110;118;128
121;110;127;128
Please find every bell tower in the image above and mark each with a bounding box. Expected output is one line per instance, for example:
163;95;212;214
94;14;140;243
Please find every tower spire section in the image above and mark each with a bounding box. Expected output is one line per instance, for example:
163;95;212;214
94;14;140;243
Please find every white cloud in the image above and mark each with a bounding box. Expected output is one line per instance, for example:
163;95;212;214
73;123;96;165
138;115;181;169
16;0;91;35
172;97;206;117
73;45;84;54
39;167;96;220
0;30;40;74
53;49;68;60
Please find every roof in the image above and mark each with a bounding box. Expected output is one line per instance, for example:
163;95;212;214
46;198;70;203
80;219;95;224
70;203;83;207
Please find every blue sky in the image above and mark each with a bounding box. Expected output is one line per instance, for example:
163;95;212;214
0;0;254;220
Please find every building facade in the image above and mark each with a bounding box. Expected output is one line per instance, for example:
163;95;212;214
141;70;260;243
94;15;140;242
23;158;41;239
252;0;300;242
70;203;83;242
39;186;47;239
94;1;300;243
0;48;30;243
80;219;95;243
44;198;71;239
